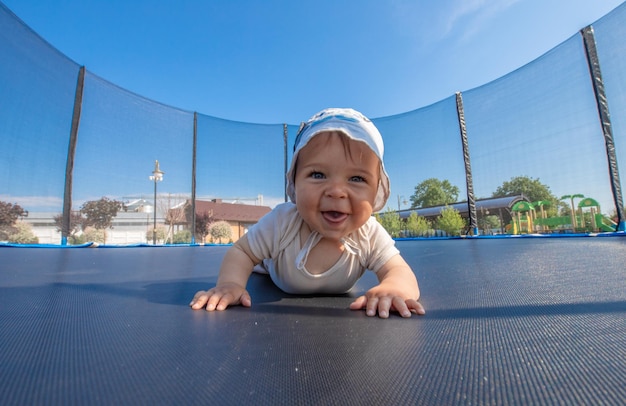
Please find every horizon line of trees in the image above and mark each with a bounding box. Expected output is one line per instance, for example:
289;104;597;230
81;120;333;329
379;175;600;237
2;175;616;243
408;176;565;214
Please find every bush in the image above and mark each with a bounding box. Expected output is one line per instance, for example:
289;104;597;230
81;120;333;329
436;206;466;236
172;230;192;244
146;225;167;244
405;212;430;237
376;209;403;238
83;227;106;243
209;221;232;243
7;221;38;244
69;234;88;245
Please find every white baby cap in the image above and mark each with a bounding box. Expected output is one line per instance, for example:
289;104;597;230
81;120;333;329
286;108;390;212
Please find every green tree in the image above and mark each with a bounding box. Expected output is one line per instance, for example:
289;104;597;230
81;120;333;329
375;208;403;238
0;201;28;240
405;212;430;237
209;221;232;243
492;176;561;215
436;206;466;236
410;178;460;208
80;197;124;243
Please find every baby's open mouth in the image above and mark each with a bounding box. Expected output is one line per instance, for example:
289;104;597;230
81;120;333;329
322;211;348;222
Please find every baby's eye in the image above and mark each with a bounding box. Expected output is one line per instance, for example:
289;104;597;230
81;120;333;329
349;175;366;183
310;171;325;179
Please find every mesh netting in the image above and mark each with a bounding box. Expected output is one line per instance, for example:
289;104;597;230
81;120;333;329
0;4;79;213
196;114;285;206
76;72;194;208
463;34;615;212
374;97;467;211
1;1;625;244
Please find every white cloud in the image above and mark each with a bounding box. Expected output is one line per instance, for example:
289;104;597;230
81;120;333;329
389;0;522;45
444;0;522;42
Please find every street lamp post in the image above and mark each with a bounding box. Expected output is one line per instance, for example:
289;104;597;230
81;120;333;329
397;195;407;211
149;160;164;244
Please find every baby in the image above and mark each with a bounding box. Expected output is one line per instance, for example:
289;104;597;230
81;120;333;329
190;108;424;318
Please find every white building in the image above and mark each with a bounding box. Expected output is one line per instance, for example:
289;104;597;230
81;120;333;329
23;210;164;245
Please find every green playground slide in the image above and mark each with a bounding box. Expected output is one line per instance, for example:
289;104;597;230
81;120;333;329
595;213;618;232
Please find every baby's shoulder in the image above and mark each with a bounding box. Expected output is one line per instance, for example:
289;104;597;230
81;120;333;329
356;216;395;245
363;215;386;232
269;202;300;224
260;202;302;239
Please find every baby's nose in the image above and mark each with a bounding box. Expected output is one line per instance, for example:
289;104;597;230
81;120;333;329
325;181;348;198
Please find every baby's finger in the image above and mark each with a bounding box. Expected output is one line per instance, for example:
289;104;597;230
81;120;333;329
207;291;230;311
366;297;380;317
240;291;252;308
406;299;426;315
349;295;368;310
189;291;210;309
376;297;393;318
392;296;413;318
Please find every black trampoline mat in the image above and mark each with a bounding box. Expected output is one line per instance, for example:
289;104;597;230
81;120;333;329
1;238;626;405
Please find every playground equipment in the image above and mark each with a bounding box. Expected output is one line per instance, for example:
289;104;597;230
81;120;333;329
510;201;535;234
509;197;618;234
579;197;618;232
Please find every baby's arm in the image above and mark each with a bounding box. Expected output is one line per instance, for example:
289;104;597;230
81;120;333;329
189;235;261;311
349;254;425;318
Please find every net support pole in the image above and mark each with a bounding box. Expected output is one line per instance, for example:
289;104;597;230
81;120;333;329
456;92;478;236
61;66;85;245
191;112;198;244
283;124;288;203
581;26;625;231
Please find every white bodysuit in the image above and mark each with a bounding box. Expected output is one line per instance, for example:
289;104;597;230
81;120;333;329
247;203;399;294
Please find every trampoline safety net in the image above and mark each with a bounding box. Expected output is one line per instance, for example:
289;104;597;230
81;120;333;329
1;1;626;245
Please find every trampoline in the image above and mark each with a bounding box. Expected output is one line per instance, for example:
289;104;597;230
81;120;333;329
1;237;625;404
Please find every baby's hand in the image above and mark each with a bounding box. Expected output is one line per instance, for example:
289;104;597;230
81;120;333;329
351;255;424;318
189;282;251;311
349;287;425;319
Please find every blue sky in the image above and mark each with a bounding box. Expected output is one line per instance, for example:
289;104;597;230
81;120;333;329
3;0;624;124
1;0;625;216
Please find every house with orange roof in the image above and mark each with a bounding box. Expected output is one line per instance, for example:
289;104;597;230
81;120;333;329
170;199;271;243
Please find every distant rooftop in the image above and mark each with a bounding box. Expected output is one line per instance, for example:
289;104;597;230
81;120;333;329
398;195;529;219
194;199;271;223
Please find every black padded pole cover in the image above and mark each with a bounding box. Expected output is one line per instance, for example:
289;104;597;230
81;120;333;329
456;91;478;234
581;25;625;230
61;66;85;245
